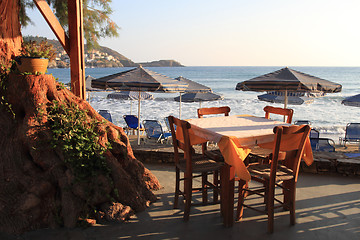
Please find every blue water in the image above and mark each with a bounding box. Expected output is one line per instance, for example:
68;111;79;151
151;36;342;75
48;66;360;142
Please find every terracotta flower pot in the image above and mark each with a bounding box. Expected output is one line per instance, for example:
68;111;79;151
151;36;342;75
16;57;49;74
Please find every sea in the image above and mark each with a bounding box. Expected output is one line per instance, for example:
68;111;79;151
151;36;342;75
48;66;360;144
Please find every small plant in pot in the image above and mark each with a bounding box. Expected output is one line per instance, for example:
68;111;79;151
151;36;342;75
16;40;56;75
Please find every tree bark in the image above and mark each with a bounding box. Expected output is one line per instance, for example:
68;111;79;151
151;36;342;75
0;74;160;234
0;0;22;68
0;2;161;234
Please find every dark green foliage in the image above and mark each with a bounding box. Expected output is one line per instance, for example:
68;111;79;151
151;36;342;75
44;101;111;182
19;0;35;27
0;62;16;119
82;0;119;50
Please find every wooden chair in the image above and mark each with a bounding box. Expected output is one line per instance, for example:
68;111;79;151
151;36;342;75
167;116;224;221
197;106;231;161
236;124;310;233
264;106;293;124
197;106;231;118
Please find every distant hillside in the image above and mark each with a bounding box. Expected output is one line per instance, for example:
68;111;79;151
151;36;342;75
139;60;184;67
23;36;184;68
97;46;137;67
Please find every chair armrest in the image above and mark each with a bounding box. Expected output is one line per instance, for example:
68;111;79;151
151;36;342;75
328;138;336;147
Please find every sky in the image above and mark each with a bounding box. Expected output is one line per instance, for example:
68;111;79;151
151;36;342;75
21;0;360;66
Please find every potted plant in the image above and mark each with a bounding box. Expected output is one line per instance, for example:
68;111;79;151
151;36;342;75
16;40;56;74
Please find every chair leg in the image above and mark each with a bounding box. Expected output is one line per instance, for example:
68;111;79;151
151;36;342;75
213;170;219;203
267;182;275;234
174;168;180;209
184;172;192;221
282;180;291;211
289;181;297;225
220;167;225;216
236;179;247;221
202;173;208;205
264;180;269;208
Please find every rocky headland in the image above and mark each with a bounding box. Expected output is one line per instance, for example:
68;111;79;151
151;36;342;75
24;36;184;68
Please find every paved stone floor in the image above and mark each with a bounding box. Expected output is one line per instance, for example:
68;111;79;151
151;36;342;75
2;136;360;239
2;163;360;240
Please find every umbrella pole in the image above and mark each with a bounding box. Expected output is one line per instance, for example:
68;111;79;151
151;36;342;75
137;91;141;145
284;89;288;122
130;100;132;115
179;93;182;119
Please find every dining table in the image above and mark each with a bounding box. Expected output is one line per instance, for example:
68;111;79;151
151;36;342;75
186;115;314;227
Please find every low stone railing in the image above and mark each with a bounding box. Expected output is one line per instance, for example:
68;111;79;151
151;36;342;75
131;138;360;177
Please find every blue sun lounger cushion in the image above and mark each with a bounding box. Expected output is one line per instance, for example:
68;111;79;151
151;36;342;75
123;115;146;136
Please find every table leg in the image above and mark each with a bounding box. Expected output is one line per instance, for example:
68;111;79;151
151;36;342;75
221;163;235;227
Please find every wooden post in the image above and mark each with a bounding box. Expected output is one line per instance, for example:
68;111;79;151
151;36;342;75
33;0;70;54
68;0;86;100
33;0;85;100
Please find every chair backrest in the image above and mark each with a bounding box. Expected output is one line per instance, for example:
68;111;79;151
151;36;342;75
197;106;231;118
98;110;113;122
309;128;320;139
197;106;230;153
123;115;143;129
168;116;193;167
143;120;164;138
309;128;320;150
294;120;311;126
345;123;360;141
270;125;311;182
264;106;293;124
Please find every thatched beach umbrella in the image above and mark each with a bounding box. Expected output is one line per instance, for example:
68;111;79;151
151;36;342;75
342;94;360;107
174;76;213;118
92;66;188;145
174;92;223;108
236;67;342;109
257;92;317;105
85;75;113;102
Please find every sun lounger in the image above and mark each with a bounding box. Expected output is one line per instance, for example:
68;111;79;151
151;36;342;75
143;120;172;143
344;152;360;158
123;115;145;135
98;110;113;123
294;120;311;125
339;123;360;146
310;138;336;152
309;129;335;152
163;117;172;132
310;128;320;139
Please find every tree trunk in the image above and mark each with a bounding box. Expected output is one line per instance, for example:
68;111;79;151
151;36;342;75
0;74;161;234
0;1;161;234
0;0;22;68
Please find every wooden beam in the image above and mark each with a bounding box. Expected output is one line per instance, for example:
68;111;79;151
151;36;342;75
68;0;86;100
33;0;70;54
